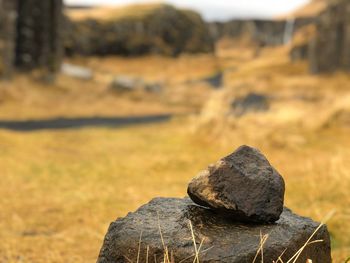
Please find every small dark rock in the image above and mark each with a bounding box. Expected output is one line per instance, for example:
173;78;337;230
231;93;269;116
109;76;143;92
202;71;223;88
187;145;285;223
97;197;331;263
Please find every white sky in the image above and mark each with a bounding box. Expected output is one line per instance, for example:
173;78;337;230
64;0;310;21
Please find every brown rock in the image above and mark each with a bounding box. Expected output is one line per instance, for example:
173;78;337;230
187;145;285;223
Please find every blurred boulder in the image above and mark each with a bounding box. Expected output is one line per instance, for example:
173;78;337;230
144;82;163;93
61;63;93;80
109;75;163;93
65;4;214;57
202;72;223;88
97;197;331;263
109;76;143;92
231;93;270;116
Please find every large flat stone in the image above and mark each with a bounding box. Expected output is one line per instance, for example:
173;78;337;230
97;198;331;263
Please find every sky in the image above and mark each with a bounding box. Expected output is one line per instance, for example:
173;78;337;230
64;0;310;21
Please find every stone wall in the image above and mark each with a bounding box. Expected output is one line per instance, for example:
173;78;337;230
0;0;63;78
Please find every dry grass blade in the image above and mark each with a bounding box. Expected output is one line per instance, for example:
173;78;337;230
137;230;143;263
146;245;149;263
252;231;269;263
193;237;205;263
124;255;133;263
157;211;171;263
286;210;335;263
274;248;287;263
188;220;200;263
178;245;213;263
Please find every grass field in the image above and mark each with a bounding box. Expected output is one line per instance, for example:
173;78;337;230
0;50;349;262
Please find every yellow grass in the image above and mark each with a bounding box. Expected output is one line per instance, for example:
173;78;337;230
66;3;167;22
0;49;350;262
0;119;349;262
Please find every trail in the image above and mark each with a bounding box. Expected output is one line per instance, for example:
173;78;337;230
0;114;172;131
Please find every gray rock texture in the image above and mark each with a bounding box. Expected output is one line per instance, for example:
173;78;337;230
97;197;331;263
187;145;285;223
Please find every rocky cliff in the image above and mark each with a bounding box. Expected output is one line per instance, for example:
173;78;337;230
64;4;214;57
15;0;63;72
290;0;350;73
309;0;350;73
0;0;63;78
0;0;17;77
209;18;314;47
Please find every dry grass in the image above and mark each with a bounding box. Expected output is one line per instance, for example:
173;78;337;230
0;53;222;120
0;49;349;262
66;3;170;22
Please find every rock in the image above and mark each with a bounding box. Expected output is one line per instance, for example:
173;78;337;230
231;93;269;117
109;76;144;92
97;197;331;263
202;72;224;88
65;4;214;57
187;145;284;223
110;76;163;93
61;63;93;80
144;82;163;93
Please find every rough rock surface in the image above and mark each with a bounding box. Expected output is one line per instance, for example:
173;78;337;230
97;197;331;263
187;145;284;223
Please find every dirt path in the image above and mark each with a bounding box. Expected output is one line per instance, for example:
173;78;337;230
0;114;172;131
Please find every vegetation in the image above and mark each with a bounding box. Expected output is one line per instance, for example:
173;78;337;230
0;47;349;262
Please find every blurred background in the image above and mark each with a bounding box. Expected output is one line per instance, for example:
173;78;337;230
0;0;349;262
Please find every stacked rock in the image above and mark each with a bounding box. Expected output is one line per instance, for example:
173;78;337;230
97;146;331;263
187;145;285;223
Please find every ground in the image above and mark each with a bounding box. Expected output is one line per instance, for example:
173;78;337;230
0;47;349;262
